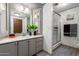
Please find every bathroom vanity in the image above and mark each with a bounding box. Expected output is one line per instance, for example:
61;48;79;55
0;35;43;56
0;3;43;56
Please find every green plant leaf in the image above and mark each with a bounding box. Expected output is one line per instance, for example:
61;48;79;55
27;23;38;32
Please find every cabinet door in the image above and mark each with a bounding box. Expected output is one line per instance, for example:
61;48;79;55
18;40;28;56
0;42;17;56
36;37;43;53
29;39;36;56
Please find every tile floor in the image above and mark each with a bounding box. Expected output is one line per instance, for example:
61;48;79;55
37;45;78;56
37;51;50;56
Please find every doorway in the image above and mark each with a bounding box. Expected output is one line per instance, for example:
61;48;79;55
53;11;61;46
13;18;22;33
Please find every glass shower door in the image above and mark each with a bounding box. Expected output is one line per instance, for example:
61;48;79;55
53;11;61;45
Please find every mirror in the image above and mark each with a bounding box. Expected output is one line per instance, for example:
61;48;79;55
8;3;31;36
5;3;43;36
0;3;43;37
0;3;8;37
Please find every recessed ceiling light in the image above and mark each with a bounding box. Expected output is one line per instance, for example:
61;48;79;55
58;3;68;7
59;3;68;6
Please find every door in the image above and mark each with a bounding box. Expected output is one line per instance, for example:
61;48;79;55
18;40;28;56
53;11;61;45
29;39;36;56
36;37;43;53
0;42;17;56
14;18;22;33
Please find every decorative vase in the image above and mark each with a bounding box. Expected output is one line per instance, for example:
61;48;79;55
31;31;34;35
34;31;37;35
29;32;34;35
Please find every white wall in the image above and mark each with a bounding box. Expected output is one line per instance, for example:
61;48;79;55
0;11;6;33
43;4;53;54
60;7;79;48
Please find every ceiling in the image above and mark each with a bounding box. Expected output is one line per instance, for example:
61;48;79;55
9;3;44;17
22;3;43;9
10;3;43;10
53;3;79;13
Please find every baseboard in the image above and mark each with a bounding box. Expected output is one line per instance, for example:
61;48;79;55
61;43;78;49
43;50;52;56
52;41;61;51
42;41;61;55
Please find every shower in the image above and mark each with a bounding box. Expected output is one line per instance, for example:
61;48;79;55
52;10;61;49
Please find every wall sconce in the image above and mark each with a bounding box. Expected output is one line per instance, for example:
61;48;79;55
34;14;37;19
34;12;39;19
0;3;5;11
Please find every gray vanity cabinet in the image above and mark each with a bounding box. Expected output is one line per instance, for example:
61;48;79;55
29;37;43;55
29;39;36;56
36;38;43;53
18;40;28;56
0;42;17;56
0;36;43;56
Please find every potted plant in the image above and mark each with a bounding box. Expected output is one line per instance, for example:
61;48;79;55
27;23;38;35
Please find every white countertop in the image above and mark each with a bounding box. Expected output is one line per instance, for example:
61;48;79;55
0;35;43;45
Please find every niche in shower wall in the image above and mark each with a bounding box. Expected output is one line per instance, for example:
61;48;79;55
64;24;77;37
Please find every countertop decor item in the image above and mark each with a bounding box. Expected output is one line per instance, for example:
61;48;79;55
27;23;38;35
9;34;16;38
67;14;74;20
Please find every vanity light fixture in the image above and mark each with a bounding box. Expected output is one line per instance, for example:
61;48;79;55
16;4;24;12
15;4;31;14
24;8;30;14
14;13;19;17
0;3;5;11
34;14;37;19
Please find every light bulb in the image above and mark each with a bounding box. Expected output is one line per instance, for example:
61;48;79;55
24;8;30;14
14;13;19;16
34;14;37;19
0;3;5;11
58;3;68;7
16;4;24;12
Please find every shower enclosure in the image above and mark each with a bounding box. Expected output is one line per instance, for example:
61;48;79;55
52;11;61;46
